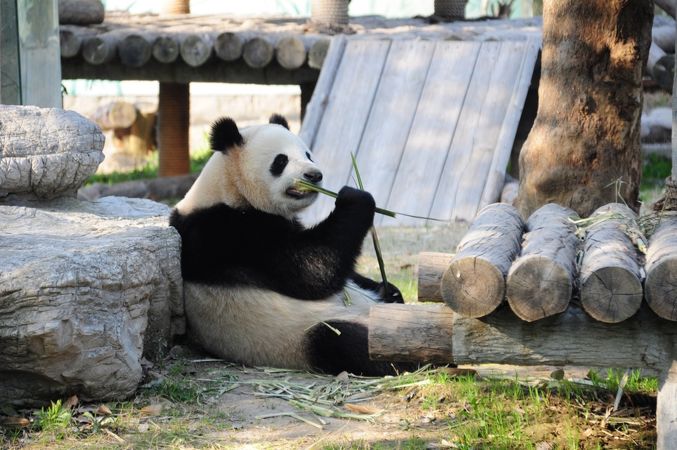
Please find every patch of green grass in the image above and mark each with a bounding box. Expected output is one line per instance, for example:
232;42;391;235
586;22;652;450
85;148;213;186
588;368;658;394
33;400;72;439
640;154;671;206
144;378;202;404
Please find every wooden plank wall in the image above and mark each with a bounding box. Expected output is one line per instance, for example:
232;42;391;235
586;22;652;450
300;38;539;227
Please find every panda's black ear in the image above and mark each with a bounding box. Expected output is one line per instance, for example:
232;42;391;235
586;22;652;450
269;114;289;130
210;117;244;153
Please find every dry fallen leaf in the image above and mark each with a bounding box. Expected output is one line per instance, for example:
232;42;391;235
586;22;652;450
64;394;79;409
344;403;379;415
0;417;30;427
97;404;112;416
140;403;163;416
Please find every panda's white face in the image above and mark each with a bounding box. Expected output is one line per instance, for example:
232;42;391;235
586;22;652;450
237;124;322;218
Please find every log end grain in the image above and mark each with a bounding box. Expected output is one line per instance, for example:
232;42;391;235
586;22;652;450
275;36;307;70
214;32;244;62
153;36;180;63
82;36;115;65
180;35;213;67
243;37;274;69
441;257;505;318
506;255;572;322
59;28;82;58
645;258;677;321
308;38;331;69
580;266;643;323
119;34;152;68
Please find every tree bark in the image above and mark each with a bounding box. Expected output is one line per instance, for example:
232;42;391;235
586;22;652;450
515;1;652;218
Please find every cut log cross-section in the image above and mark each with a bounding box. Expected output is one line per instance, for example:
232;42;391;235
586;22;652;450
441;203;524;318
645;215;677;321
506;203;580;322
579;203;644;323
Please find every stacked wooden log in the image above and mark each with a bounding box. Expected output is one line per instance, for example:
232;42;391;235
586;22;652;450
647;15;676;92
418;203;677;323
59;13;543;84
60;17;332;75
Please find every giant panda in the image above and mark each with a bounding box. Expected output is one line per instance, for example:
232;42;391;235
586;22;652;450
169;114;411;376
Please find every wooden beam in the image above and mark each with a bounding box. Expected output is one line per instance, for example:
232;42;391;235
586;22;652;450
61;57;319;85
367;303;677;374
369;304;453;363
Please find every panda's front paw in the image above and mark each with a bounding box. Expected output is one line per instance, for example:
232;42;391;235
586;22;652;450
378;282;404;304
335;186;376;213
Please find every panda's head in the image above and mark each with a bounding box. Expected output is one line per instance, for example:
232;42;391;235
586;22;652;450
177;115;322;219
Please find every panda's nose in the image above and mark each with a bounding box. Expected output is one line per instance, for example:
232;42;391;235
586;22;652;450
303;170;323;183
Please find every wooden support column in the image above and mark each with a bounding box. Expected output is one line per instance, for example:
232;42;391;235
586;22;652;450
657;359;677;450
158;0;190;177
158;82;190;177
300;81;316;122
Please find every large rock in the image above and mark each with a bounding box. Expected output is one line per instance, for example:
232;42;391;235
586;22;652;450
0;197;183;406
0;105;104;200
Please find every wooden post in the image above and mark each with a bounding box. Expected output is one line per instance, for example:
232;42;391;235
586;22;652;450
506;204;579;322
0;0;21;104
434;0;468;19
673;17;677;183
311;0;349;26
158;82;190;177
441;203;524;318
657;359;677;450
158;0;190;177
2;0;61;107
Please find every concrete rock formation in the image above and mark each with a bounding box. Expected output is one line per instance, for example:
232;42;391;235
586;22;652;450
0;105;104;201
0;197;183;406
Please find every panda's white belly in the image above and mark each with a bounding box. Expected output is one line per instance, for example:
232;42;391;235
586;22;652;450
183;282;377;370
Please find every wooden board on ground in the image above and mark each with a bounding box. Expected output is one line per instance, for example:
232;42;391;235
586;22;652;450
300;38;540;226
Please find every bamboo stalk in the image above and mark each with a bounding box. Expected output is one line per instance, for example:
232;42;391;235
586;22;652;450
350;152;389;289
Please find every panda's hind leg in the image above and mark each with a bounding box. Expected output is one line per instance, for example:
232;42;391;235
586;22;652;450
305;320;415;376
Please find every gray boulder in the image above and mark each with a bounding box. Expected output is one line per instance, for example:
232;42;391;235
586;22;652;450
0;197;183;406
0;105;104;200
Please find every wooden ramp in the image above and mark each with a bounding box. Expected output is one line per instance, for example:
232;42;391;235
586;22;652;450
299;36;540;227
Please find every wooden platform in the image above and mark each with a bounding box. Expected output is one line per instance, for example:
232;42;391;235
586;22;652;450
60;13;542;84
300;37;540;226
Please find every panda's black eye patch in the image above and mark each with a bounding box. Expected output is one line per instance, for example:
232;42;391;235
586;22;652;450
305;152;313;162
270;154;289;177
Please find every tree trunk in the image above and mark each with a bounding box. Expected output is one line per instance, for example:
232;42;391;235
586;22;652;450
515;1;653;218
